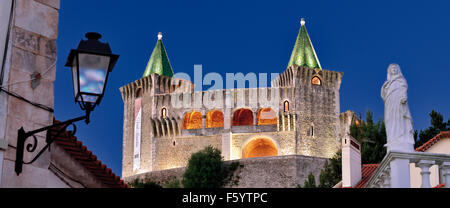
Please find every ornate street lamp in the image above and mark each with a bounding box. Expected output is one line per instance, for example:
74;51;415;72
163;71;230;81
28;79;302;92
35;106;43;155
15;33;119;175
65;32;119;123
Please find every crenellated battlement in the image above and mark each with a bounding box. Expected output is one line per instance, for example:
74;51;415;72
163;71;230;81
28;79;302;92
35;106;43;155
272;65;343;90
119;73;194;101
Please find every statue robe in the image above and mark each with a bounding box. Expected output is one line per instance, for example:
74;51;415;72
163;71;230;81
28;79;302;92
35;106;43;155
381;70;414;151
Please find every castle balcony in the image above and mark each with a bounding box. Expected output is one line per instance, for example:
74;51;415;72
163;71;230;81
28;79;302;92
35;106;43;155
365;151;450;188
231;124;278;134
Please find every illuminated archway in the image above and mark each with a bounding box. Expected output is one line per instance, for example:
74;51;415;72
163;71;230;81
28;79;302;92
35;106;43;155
183;111;203;129
257;108;277;125
232;108;254;126
243;138;278;158
206;110;224;128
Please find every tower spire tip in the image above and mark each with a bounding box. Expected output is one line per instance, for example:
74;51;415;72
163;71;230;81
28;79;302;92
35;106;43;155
300;18;305;26
158;32;163;40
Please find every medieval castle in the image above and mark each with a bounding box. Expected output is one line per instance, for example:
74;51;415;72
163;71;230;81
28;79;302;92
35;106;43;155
120;19;356;186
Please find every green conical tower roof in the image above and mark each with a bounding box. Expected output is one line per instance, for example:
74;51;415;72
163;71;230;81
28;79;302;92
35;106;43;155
142;32;174;78
287;18;322;69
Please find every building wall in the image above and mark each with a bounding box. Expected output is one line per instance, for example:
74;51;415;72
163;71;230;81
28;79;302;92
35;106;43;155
0;0;63;188
410;138;450;188
120;64;344;178
152;135;222;171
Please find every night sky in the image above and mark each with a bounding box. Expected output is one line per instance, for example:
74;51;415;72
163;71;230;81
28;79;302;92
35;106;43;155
55;0;450;176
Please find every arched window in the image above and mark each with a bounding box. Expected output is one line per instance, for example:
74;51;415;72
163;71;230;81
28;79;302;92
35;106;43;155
206;110;224;128
283;100;289;112
257;108;278;125
183;111;203;129
161;107;167;118
232;108;254;126
308;124;315;137
312;76;322;86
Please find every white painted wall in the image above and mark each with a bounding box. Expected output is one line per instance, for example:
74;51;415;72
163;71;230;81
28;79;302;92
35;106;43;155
410;138;450;188
342;136;361;187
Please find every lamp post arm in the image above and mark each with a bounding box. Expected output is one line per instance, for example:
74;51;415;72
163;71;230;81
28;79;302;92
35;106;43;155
15;113;89;176
24;115;87;138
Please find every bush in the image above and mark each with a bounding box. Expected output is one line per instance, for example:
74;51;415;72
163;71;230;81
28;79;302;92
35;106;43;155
163;177;181;188
298;172;317;188
128;178;163;188
182;146;242;188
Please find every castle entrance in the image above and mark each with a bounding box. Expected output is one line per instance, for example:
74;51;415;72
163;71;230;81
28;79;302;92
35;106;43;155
243;138;278;158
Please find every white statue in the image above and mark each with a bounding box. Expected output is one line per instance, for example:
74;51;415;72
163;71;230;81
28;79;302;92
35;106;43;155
381;64;415;152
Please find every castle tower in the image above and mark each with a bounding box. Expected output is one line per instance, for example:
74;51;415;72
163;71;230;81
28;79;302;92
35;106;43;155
272;18;343;158
287;18;322;69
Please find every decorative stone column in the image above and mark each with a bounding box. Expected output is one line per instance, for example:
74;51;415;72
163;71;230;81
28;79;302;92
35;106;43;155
222;108;232;160
277;112;280;131
201;109;206;135
440;162;450;188
253;109;257;126
292;111;297;131
416;160;434;188
389;158;411;188
287;113;291;131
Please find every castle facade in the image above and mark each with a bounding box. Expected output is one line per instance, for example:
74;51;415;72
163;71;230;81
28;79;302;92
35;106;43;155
120;19;352;178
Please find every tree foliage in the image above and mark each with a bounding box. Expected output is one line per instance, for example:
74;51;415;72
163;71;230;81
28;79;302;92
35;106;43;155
350;110;387;164
298;152;342;188
318;152;342;188
182;146;242;188
414;110;449;148
298;172;317;188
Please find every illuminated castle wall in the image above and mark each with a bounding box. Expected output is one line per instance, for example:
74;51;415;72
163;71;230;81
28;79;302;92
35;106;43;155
120;20;353;180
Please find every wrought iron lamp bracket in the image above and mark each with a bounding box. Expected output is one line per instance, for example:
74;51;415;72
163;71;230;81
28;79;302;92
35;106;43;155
14;109;91;176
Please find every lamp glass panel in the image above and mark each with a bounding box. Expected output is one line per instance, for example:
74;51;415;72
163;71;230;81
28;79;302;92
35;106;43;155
72;57;79;100
77;53;110;103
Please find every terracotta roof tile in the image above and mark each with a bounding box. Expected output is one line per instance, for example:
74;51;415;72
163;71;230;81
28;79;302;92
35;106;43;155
353;164;380;188
415;131;450;152
51;119;127;188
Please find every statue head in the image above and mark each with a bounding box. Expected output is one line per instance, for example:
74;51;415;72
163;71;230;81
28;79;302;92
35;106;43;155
387;63;403;81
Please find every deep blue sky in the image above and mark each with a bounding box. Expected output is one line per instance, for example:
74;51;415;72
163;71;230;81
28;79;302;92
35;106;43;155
55;0;450;176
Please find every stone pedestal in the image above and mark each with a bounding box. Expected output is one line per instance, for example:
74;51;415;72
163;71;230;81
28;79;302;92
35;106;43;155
389;158;411;188
386;141;414;153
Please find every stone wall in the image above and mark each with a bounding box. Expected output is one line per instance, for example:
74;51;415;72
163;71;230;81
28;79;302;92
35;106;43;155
125;155;328;188
0;0;62;187
283;65;343;159
152;135;222;171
